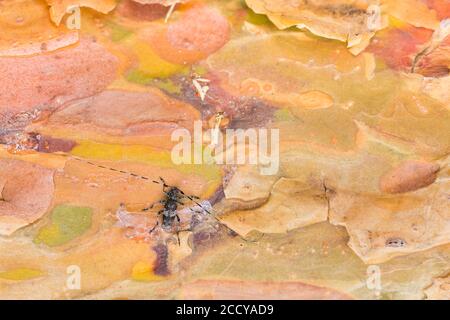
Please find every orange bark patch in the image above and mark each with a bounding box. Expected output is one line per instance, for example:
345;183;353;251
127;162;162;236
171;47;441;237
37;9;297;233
46;0;117;25
0;0;78;56
383;0;440;30
379;160;440;194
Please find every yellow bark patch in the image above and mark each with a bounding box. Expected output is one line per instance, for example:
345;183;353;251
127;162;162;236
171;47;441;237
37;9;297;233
382;0;439;30
0;268;44;281
131;261;165;282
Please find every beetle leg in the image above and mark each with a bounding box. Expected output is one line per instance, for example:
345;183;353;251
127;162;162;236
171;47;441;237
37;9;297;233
148;221;159;234
142;199;165;212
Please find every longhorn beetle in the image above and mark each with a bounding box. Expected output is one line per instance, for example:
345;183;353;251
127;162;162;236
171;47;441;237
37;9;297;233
38;152;261;244
66;155;212;225
142;176;206;234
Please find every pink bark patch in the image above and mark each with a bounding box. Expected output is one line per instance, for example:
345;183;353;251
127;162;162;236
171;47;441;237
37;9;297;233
167;6;230;54
0;159;55;235
416;34;450;77
180;280;352;300
368;26;433;71
379;160;440;194
423;0;450;20
0;38;118;115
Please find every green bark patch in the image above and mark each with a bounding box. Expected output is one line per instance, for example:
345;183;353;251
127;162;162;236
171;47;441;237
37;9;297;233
34;205;93;247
